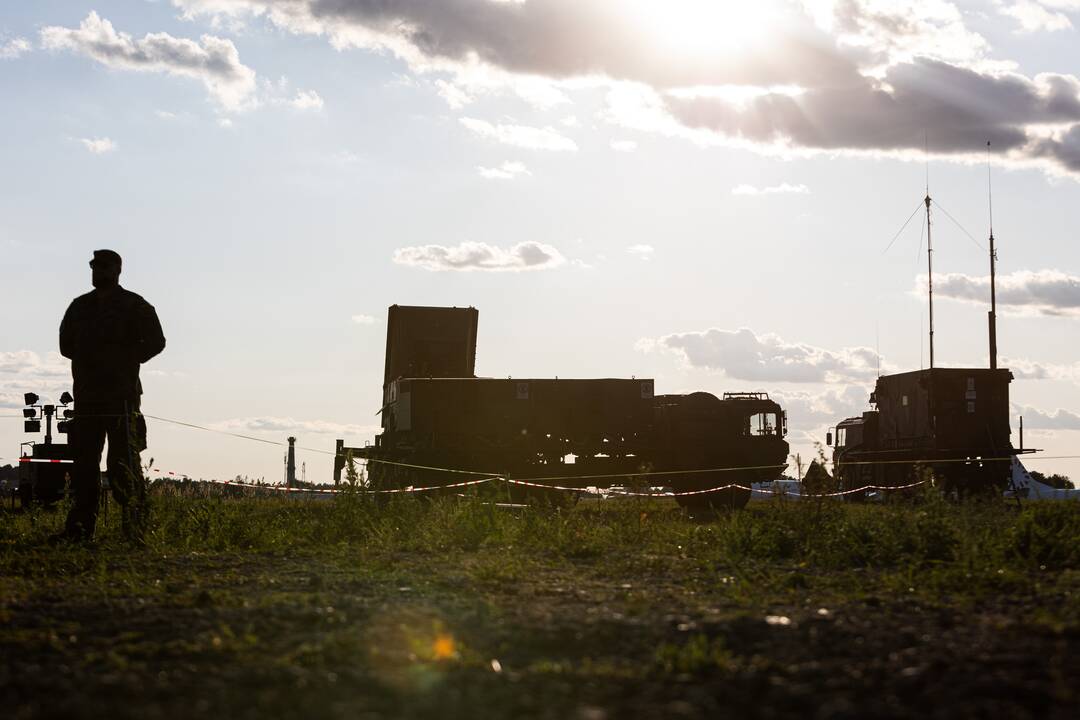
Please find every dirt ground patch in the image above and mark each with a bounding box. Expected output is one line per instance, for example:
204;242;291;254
3;497;1080;718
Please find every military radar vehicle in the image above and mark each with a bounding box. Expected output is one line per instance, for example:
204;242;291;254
826;188;1034;494
335;305;789;508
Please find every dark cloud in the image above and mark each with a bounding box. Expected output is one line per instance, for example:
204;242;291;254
174;0;1080;175
1032;124;1080;172
668;58;1080;157
923;269;1080;316
177;0;858;88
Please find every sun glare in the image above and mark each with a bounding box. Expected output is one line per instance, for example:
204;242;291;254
628;0;778;57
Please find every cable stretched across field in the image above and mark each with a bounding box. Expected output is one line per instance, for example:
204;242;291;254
11;411;1076;496
205;475;932;499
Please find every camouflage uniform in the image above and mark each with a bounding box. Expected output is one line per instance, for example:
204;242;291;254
59;286;165;540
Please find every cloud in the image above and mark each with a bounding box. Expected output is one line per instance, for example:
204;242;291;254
212;416;378;437
435;79;472;109
290;89;324;110
0;37;31;60
919;270;1080;316
643;327;884;383
1001;356;1080;383
732;182;810;196
351;314;377;325
41;12;257;111
78;137;116;154
393;240;566;272
460;117;577;151
171;0;855;89
170;0;1080;177
667;57;1080;174
1015;405;1080;430
773;384;872;430
0;351;70;409
477;160;530;179
999;1;1074;32
610;139;638;152
626;244;654;260
0;351;68;377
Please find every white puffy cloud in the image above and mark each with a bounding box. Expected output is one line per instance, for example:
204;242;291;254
460;117;577;151
393;240;566;272
212;416;378;437
290;89;324;110
477;161;530;179
999;1;1074;32
773;384;873;433
351;314;377;325
999;356;1080;384
0;37;31;60
610;139;638;152
0;351;70;409
1014;405;1080;430
626;244;654;260
41;12;257;111
435;79;472;109
919;270;1080;316
78;137;116;154
644;327;884;383
732;182;810;196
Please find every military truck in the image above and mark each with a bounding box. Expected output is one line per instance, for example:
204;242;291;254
336;305;789;508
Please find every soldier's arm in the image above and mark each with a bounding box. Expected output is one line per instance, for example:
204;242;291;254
59;302;78;359
135;300;166;363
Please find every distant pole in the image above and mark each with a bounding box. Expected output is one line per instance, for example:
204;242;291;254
286;436;297;488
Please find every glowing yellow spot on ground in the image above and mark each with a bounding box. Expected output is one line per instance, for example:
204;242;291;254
432;633;457;660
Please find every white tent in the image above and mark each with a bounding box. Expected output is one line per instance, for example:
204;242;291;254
1004;456;1080;501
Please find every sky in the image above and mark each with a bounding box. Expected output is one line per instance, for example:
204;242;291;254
3;0;1080;485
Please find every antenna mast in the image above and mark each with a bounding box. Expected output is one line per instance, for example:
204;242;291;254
987;141;998;370
924;189;933;369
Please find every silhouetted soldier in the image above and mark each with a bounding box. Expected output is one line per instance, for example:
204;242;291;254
57;250;165;542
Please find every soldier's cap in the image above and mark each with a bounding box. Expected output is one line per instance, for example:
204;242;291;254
89;249;122;268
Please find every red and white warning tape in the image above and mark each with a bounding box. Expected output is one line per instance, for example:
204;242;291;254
512;478;929;498
21;454;930;500
199;476;500;495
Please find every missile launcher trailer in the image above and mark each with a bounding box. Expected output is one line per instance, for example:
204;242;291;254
335;305;789;508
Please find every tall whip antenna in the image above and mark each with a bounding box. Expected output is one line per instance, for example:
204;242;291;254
924;133;935;370
987;141;998;370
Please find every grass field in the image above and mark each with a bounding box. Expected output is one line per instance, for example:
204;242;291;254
2;487;1079;719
